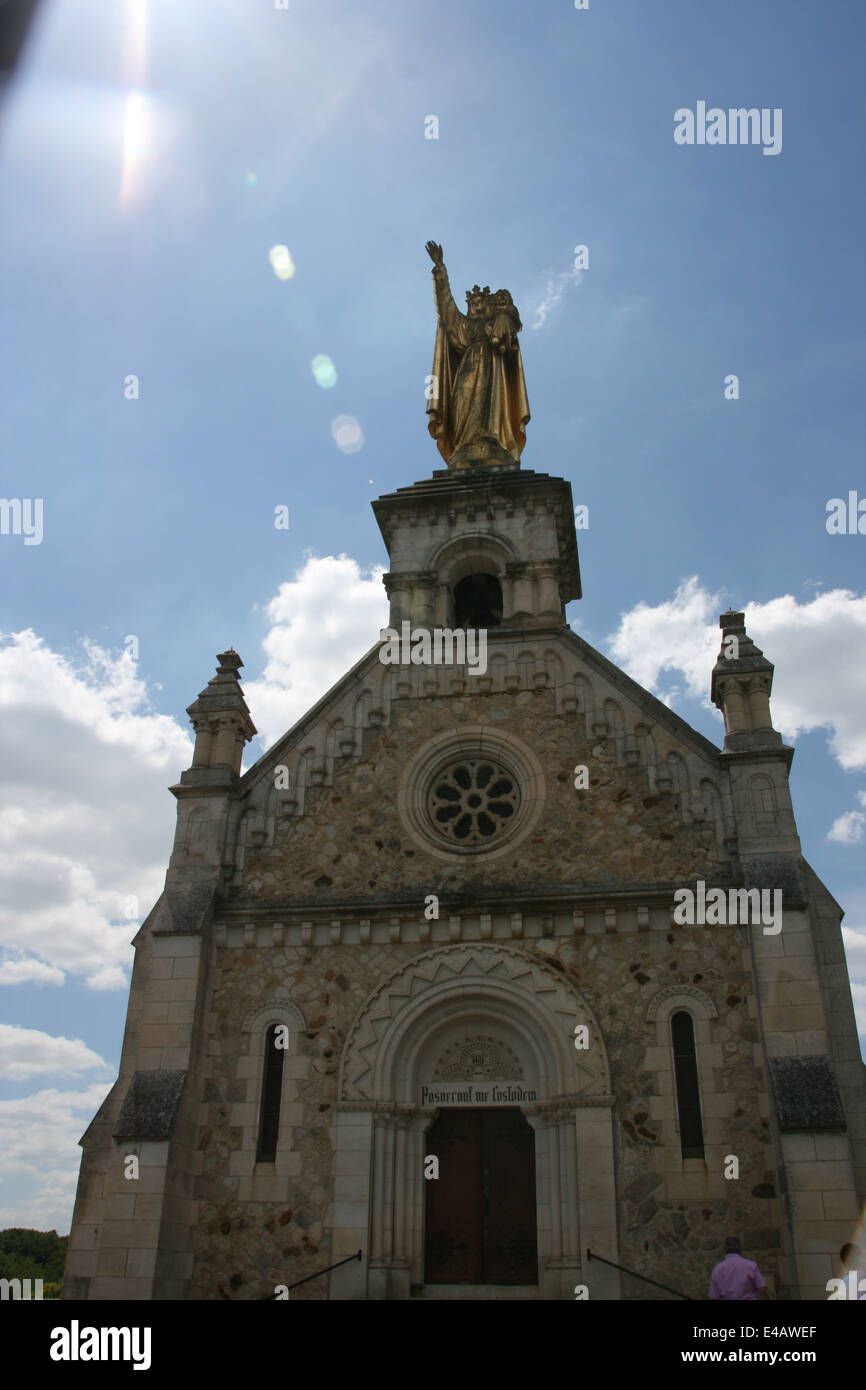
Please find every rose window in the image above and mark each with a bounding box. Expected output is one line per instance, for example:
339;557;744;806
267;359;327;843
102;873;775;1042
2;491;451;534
428;759;520;844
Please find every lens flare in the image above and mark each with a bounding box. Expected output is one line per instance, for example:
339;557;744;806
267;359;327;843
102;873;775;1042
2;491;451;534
119;0;149;207
124;0;148;82
311;355;338;389
269;245;295;280
120;90;150;206
331;415;364;453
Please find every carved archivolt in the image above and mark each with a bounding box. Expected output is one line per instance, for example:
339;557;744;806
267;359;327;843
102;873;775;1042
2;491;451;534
646;984;718;1023
241;998;306;1034
339;944;610;1101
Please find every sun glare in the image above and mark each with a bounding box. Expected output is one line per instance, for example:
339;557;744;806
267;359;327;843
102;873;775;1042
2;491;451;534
120;0;150;207
120;90;150;205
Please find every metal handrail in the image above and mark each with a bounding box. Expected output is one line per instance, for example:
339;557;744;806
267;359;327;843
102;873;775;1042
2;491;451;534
259;1249;362;1299
586;1247;696;1301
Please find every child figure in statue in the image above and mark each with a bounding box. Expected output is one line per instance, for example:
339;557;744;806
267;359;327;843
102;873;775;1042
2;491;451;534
488;289;522;355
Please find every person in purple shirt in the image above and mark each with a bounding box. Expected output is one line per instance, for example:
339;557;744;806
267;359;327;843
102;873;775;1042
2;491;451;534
708;1236;769;1300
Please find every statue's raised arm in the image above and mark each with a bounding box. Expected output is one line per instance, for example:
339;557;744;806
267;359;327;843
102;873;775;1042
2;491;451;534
425;241;530;470
426;243;467;349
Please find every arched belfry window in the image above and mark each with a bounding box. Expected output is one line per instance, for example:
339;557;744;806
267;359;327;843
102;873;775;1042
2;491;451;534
454;573;502;628
256;1024;285;1163
671;1011;705;1159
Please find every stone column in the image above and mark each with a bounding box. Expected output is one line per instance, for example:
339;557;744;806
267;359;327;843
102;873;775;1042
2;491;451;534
559;1114;580;1264
393;1117;409;1261
534;562;562;620
718;678;749;735
381;1117;396;1262
370;1115;388;1261
386;1116;412;1298
190;718;215;768
434;582;450;627
211;713;241;770
407;1114;428;1287
383;573;411;628
500;570;514;623
409;572;437;627
747;676;774;732
525;1114;550;1284
506;562;533;619
545;1109;563;1261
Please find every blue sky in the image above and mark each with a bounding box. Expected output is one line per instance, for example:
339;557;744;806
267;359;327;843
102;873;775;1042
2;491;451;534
1;0;864;1231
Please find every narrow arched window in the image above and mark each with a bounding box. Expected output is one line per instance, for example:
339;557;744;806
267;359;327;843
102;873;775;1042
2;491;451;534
256;1024;285;1162
454;573;502;628
671;1011;704;1159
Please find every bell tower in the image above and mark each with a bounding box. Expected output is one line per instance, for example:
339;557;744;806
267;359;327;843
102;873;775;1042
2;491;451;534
373;463;581;636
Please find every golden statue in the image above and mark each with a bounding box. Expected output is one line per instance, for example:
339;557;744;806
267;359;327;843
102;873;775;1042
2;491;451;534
425;241;530;468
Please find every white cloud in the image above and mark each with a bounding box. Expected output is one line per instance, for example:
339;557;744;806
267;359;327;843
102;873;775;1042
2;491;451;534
850;982;866;1054
0;1024;112;1082
605;575;722;700
244;554;388;752
84;964;130;991
841;926;866;1048
828;811;866;845
842;926;866;957
0;630;191;988
0;570;388;1226
744;591;866;769
0;1083;113;1231
605;580;866;772
530;266;583;329
0;955;64;987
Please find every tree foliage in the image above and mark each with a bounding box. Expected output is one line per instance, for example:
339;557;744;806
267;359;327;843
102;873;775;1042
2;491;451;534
0;1229;67;1284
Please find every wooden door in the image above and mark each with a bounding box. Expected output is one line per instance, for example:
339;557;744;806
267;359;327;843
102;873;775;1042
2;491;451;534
424;1108;537;1285
483;1107;538;1283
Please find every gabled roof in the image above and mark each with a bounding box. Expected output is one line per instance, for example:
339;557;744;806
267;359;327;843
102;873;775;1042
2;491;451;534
236;621;722;799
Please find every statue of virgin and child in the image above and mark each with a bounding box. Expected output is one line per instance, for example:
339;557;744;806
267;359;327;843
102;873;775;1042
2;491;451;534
424;241;530;469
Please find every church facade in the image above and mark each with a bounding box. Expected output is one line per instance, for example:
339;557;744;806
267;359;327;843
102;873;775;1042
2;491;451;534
61;455;866;1300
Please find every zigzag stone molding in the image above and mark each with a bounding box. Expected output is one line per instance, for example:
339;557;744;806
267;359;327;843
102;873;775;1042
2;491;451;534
339;943;610;1101
645;983;719;1022
241;997;307;1034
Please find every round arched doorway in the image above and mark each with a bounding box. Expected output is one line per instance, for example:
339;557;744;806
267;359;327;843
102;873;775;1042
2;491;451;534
330;945;619;1300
